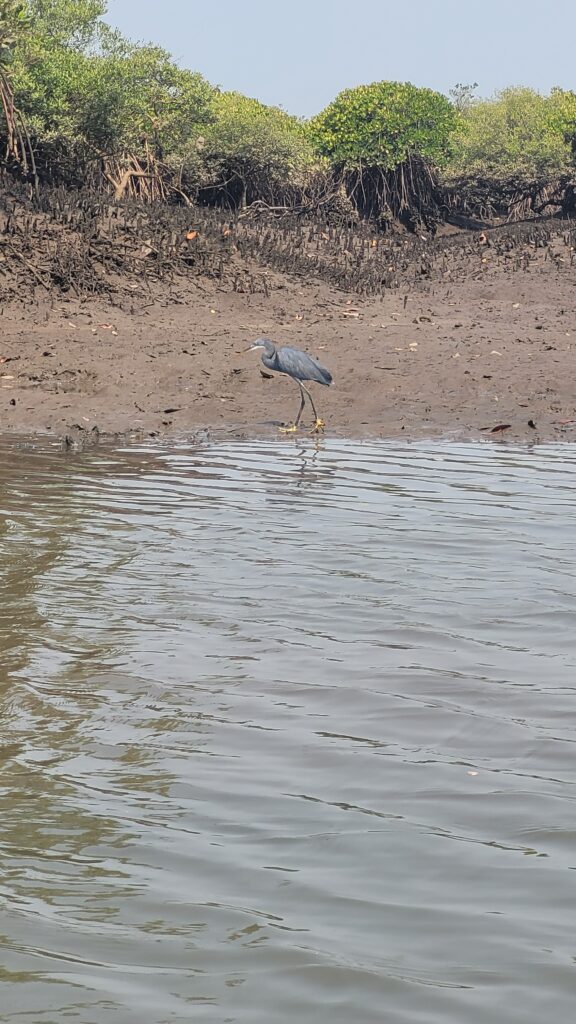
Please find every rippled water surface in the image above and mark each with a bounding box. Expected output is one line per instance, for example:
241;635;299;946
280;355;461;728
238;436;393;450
1;437;575;1023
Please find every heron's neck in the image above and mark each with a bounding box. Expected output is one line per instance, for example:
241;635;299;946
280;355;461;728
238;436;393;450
262;350;278;372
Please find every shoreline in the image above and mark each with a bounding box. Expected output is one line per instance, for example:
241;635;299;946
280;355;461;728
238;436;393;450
2;425;575;450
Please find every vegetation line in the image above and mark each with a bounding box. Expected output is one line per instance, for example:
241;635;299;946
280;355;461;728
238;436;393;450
0;1;575;228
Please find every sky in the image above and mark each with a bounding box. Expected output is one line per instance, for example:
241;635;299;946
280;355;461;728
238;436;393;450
106;0;576;117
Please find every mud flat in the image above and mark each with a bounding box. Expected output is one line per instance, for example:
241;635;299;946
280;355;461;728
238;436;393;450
1;213;575;444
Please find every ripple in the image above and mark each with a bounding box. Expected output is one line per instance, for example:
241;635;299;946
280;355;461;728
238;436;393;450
0;437;575;1023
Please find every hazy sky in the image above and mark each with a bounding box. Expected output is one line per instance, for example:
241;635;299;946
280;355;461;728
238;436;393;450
106;0;576;116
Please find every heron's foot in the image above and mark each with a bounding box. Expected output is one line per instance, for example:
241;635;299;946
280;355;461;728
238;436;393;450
279;422;298;433
312;418;325;432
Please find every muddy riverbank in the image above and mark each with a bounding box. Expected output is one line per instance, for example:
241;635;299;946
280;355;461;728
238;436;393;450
1;223;575;444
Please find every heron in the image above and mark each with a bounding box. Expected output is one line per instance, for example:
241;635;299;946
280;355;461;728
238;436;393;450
245;338;333;432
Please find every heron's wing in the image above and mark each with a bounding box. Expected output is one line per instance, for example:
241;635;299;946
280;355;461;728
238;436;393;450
278;346;333;385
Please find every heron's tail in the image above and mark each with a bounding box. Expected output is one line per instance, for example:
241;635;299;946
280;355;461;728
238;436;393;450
317;364;333;386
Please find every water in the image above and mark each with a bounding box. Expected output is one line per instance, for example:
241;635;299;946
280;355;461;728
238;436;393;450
1;436;575;1023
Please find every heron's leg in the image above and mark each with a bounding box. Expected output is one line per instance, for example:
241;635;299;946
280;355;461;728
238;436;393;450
278;381;305;433
294;383;307;427
301;383;325;431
